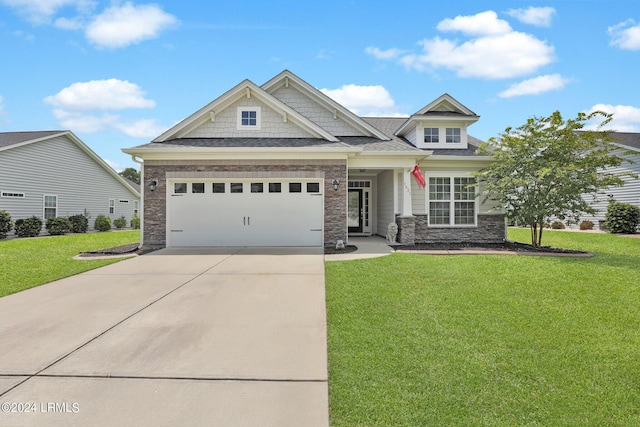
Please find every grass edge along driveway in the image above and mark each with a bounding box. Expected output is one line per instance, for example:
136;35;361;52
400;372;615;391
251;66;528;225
326;229;640;426
0;230;139;298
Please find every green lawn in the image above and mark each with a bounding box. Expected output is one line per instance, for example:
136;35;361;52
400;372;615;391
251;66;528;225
326;229;640;426
0;230;139;297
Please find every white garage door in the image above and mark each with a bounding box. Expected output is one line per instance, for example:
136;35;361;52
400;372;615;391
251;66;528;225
167;179;324;247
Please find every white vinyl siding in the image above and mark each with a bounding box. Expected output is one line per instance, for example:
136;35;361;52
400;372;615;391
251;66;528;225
0;134;139;228
376;170;396;235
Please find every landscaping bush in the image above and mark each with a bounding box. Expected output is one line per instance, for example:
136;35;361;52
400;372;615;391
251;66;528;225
0;210;13;239
94;215;112;232
46;217;72;236
113;216;127;229
130;214;140;229
68;214;89;233
579;220;595;230
604;201;640;234
551;220;565;229
14;216;43;238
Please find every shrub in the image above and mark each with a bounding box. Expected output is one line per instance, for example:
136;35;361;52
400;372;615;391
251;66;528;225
551;220;565;229
14;216;43;238
0;210;13;239
46;217;72;236
579;220;595;230
68;214;89;233
113;216;127;229
604;201;640;234
94;215;112;232
130;214;140;229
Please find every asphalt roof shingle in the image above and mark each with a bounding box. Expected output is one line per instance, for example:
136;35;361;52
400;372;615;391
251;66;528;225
0;131;64;149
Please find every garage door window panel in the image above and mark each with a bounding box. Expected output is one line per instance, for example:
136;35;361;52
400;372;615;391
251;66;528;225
212;183;225;193
307;182;320;193
174;183;187;194
192;183;205;193
269;183;282;193
251;183;264;193
230;183;243;193
289;183;302;193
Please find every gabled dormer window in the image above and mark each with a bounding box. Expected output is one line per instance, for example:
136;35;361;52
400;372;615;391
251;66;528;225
237;107;261;130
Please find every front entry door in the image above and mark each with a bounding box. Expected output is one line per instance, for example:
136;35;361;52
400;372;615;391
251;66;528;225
348;189;363;233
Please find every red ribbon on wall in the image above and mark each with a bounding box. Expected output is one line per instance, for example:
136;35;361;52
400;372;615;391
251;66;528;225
411;165;426;188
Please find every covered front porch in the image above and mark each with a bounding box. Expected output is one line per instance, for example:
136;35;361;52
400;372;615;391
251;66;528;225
346;155;421;244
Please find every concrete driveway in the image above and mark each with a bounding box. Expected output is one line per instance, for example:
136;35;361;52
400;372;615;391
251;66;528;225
0;247;328;426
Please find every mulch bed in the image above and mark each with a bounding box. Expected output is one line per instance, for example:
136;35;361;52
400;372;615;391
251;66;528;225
80;241;589;257
391;241;588;254
78;243;142;258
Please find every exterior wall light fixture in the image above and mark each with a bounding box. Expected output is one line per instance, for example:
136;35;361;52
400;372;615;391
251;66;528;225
148;179;158;192
332;179;340;191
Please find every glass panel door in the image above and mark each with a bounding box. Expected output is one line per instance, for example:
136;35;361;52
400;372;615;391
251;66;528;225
348;189;363;232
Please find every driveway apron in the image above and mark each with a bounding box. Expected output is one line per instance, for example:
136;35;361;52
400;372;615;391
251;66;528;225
0;247;328;427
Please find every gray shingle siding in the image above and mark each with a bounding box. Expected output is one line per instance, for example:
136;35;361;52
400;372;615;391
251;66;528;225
0;134;139;229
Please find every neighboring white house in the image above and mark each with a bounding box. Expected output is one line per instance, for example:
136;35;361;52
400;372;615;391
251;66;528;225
0;130;140;231
123;70;505;249
579;132;640;228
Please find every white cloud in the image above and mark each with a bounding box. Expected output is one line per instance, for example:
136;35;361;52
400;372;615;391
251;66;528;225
45;79;164;138
85;2;178;49
320;84;405;117
368;10;555;80
364;46;405;60
0;0;95;24
114;119;166;138
505;7;555;27
437;10;512;36
608;19;640;50
54;16;84;30
44;79;155;111
499;74;569;98
584;104;640;132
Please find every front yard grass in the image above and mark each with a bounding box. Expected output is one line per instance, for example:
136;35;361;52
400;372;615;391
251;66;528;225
326;229;640;426
0;231;139;298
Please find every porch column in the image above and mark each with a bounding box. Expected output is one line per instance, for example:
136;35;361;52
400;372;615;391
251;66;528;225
401;168;413;216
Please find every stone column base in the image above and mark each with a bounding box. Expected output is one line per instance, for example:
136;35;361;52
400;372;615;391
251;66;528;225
395;215;416;245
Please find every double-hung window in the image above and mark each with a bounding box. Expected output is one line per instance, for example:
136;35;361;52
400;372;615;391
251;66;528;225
44;195;58;219
428;177;476;226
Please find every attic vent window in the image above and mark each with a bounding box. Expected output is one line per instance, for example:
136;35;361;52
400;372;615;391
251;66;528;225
237;107;261;130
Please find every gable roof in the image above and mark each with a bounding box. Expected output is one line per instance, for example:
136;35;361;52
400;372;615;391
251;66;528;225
152;78;339;143
261;70;390;140
0;130;140;197
395;93;479;137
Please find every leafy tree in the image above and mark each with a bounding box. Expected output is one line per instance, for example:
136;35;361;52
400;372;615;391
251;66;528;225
119;167;140;184
476;111;633;247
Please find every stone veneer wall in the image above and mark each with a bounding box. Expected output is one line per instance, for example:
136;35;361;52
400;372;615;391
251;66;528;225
414;213;506;243
143;159;347;249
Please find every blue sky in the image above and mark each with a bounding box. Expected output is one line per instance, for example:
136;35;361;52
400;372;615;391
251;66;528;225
1;1;640;171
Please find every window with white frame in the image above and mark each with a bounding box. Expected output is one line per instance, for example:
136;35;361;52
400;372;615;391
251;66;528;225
428;177;476;226
44;195;57;219
424;127;439;143
1;191;25;198
109;198;115;214
446;128;461;143
237;107;261;130
133;200;139;216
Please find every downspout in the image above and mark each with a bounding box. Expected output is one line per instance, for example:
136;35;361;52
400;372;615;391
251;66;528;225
129;155;144;250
